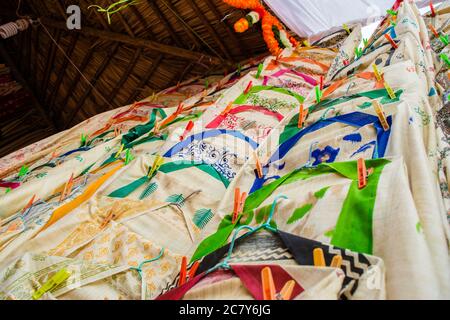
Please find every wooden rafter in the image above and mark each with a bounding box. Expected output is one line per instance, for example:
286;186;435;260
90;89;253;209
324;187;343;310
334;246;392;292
40;29;61;102
64;43;120;128
184;0;233;61
147;0;185;48
127;54;164;103
40;17;227;66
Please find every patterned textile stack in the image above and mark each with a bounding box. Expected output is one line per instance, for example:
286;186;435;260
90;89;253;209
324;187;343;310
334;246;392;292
0;0;448;300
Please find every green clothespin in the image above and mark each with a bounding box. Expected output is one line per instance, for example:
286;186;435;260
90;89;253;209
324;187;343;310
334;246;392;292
386;9;397;17
80;133;88;147
355;47;363;59
18;165;29;178
363;38;368;48
315;86;322;103
237;63;242;77
32;268;71;300
440;53;450;67
439;34;449;46
255;63;264;79
124;149;134;165
5;187;11;194
205;79;209;90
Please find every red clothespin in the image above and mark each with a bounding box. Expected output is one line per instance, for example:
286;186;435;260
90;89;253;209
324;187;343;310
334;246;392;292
253;151;263;179
297;104;308;129
343;60;350;66
319;76;324;90
188;261;200;279
430;0;436;17
179;120;194;141
357;158;368;189
178;256;187;287
22;194;37;214
59;173;74;202
244;81;253;94
384;34;398;49
220;102;234;116
429;24;440;38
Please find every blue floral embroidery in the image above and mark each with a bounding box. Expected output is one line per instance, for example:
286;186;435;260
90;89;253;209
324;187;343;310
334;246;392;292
311;146;340;165
173;140;238;180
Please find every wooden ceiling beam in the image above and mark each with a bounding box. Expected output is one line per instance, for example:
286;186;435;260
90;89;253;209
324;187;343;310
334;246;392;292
127;54;164;104
0;43;56;130
40;17;227;66
146;0;185;48
40;29;61;103
184;0;233;61
64;43;120;128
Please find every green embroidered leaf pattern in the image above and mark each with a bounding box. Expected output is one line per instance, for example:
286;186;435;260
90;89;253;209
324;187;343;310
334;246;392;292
416;222;423;234
75;155;84;162
165;194;185;207
314;186;330;199
139;182;158;200
193;209;214;229
35;172;48;179
287;204;313;225
255;204;272;224
357;102;373;109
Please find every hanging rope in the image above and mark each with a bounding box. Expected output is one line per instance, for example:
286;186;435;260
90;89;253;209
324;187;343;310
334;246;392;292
88;0;140;24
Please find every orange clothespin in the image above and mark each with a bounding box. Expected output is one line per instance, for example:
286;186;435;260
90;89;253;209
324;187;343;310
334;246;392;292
429;24;440;38
220;102;234;116
50;151;59;160
100;209;115;229
238;192;247;214
188;261;200;279
357;158;368;189
330;255;343;268
384;34;398;49
22;195;37;214
114;126;122;137
373;101;390;131
261;267;276;300
430;0;436;17
313;248;326;267
178;256;188;287
253;151;263;179
297;104;308;129
277;280;296;300
244;81;253;94
59;173;74;202
179;121;194;141
232;188;241;224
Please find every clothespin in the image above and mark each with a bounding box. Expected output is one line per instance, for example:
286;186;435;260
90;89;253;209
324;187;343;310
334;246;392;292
384;34;398;49
440;53;450;67
355;47;363;59
253;151;263;179
384;81;396;99
179;120;194;141
100;209;116;229
244;81;253;94
32;268;71;300
80;133;88;146
205;79;209;90
178;256;187;287
59;173;74;202
148;155;164;178
429;24;440;38
372;63;383;82
188;261;200;279
319;76;324;90
330;255;343;268
261;267;276;300
232;187;241;224
343;59;350;66
430;0;436;17
342;23;351;34
124;149;134;165
303;40;310;47
22;195;36;214
363;38;369;48
238;192;247;215
237;63;242;77
297;104;308;129
386;9;397;18
220;102;234;116
313;248;326;267
153;121;161;136
18;165;29;178
373;101;390;131
357;158;368;189
255;63;264;79
315;86;322;103
114;143;124;158
114;126;122;137
50;151;59;160
5;187;11;194
439;34;449;46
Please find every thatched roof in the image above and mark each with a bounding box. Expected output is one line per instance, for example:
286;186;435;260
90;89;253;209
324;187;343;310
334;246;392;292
0;0;269;157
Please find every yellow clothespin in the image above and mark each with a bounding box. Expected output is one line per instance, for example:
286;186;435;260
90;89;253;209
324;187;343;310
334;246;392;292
313;248;326;267
330;255;343;268
148;155;164;178
220;102;234;116
114;143;124;158
153;120;161;136
343;23;351;34
372;101;390;131
372;64;383;82
383;81;396;99
303;40;310;47
253;151;263;179
32;268;71;300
